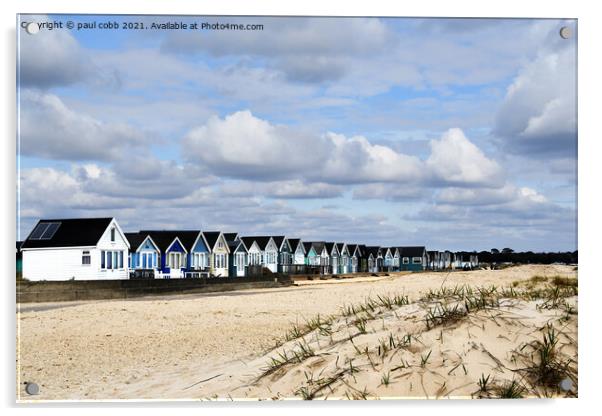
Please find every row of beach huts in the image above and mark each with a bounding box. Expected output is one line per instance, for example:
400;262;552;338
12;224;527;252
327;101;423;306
17;217;479;281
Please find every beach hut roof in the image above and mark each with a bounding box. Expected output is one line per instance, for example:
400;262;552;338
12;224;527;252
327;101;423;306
240;236;273;251
364;246;381;257
223;233;239;243
288;238;302;251
201;231;224;251
22;217;115;249
271;236;287;251
139;230;199;252
397;246;426;257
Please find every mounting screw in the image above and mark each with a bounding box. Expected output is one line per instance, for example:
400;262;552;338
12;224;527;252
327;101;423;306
559;26;572;39
24;381;40;395
25;22;40;35
559;378;573;391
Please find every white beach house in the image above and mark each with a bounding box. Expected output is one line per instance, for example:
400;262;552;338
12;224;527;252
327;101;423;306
20;217;130;281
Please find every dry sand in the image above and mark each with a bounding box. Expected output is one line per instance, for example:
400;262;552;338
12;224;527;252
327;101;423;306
16;264;577;401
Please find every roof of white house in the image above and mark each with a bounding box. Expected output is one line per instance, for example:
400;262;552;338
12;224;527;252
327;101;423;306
21;218;115;249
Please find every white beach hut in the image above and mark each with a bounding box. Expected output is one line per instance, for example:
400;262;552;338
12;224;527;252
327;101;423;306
21;217;130;281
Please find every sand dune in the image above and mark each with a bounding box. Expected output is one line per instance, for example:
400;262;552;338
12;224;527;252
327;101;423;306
16;264;577;401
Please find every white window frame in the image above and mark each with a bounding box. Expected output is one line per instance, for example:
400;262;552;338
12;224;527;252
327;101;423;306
215;253;226;269
236;252;245;267
82;250;91;266
169;252;182;269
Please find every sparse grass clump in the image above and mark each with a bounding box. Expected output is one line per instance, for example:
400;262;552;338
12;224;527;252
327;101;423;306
420;350;432;368
516;324;575;389
551;276;577;288
496;380;526;398
261;339;317;378
536;284;578;310
294;369;350;400
354;317;368;334
476;374;492;397
425;303;468;330
283;314;335;343
380;371;391;387
530;275;549;283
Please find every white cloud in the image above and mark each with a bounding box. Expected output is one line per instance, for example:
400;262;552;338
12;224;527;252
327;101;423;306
20;91;148;161
183;111;505;189
321;132;425;184
162;18;392;84
265;180;344;199
74;160;213;200
436;183;547;207
218;180;344;199
19;15;119;89
19;17;89;88
407;190;570;231
182;110;332;180
352;183;426;202
182;110;427;184
426;128;504;186
493;46;576;156
182;111;423;184
19;167;131;215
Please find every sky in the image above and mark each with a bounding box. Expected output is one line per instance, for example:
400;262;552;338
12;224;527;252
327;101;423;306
16;15;577;252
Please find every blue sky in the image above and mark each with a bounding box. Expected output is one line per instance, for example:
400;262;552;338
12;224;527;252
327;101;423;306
17;15;577;251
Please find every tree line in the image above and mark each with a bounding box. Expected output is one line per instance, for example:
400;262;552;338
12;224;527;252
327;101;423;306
472;249;578;265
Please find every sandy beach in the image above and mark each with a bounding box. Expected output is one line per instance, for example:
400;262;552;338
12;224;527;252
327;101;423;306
16;264;577;401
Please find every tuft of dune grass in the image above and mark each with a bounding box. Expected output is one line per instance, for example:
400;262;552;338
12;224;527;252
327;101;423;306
551;276;577;288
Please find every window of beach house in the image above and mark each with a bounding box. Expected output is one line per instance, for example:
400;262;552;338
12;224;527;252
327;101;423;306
413;257;422;264
82;250;91;265
403;257;409;264
236;253;245;267
110;227;115;242
199;253;203;268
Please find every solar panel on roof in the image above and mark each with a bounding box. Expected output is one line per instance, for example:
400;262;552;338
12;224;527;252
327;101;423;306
29;223;50;240
40;222;61;240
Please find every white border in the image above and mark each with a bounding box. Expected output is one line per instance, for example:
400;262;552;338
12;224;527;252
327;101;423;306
3;1;600;415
